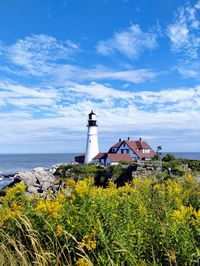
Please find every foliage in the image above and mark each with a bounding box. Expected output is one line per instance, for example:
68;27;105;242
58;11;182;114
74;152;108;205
55;164;101;180
162;153;200;176
162;153;176;162
153;145;162;160
1;175;200;265
56;164;132;187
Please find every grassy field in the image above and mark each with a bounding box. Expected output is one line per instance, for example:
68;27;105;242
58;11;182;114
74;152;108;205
0;173;200;265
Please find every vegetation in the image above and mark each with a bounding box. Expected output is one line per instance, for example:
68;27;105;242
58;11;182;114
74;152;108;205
1;172;200;265
162;153;200;177
56;163;130;187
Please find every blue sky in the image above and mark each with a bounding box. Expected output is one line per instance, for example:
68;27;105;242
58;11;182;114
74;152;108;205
0;0;200;153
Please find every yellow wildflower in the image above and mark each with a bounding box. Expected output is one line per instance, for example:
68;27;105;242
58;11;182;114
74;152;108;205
194;209;200;221
2;203;22;222
76;258;92;266
35;198;63;219
167;180;183;197
138;205;147;216
154;183;161;190
80;229;97;251
74;179;91;197
66;178;76;188
54;224;63;236
185;173;196;184
4;182;26;201
171;205;193;224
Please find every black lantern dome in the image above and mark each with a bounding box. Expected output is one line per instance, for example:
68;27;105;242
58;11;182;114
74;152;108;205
87;110;98;127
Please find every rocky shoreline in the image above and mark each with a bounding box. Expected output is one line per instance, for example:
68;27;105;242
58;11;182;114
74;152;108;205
2;160;199;199
0;164;71;197
0;161;163;198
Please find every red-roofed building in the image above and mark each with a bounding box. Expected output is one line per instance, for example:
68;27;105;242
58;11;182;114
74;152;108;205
93;137;155;166
93;152;107;165
106;153;132;166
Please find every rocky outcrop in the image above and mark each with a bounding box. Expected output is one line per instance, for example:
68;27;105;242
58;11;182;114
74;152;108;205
14;166;64;198
131;161;162;178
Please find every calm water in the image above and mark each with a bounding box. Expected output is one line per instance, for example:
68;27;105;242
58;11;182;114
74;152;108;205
0;152;200;190
0;153;76;175
0;153;77;190
162;152;200;160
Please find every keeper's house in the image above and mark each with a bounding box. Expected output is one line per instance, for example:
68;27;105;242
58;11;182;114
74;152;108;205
75;137;155;166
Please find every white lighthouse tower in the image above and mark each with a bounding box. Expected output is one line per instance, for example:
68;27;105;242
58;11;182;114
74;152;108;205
84;111;99;164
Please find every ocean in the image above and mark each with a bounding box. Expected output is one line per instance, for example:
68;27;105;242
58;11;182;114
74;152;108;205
0;152;200;190
0;153;77;175
0;153;77;190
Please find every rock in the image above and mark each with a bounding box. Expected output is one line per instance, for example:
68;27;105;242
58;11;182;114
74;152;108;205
14;172;38;187
13;167;59;197
131;161;162;178
27;185;42;194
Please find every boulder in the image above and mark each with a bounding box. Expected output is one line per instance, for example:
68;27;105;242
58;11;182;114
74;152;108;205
14;167;59;197
14;172;38;187
27;185;43;194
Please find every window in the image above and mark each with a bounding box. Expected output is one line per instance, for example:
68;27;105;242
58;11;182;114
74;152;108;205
123;143;126;147
121;149;124;154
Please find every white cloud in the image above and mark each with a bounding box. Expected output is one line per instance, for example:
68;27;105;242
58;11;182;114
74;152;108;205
0;81;60;109
167;1;200;79
167;3;200;58
1;34;79;76
0;33;200;152
0;80;200;152
177;66;198;78
0;34;158;84
96;24;157;59
77;66;158;84
195;0;200;9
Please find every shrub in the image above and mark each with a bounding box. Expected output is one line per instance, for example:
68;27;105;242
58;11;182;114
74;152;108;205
1;175;200;265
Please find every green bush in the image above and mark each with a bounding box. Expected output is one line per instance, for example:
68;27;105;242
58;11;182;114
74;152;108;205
1;174;200;265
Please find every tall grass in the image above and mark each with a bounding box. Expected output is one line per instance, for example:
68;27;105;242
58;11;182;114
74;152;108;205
0;175;200;265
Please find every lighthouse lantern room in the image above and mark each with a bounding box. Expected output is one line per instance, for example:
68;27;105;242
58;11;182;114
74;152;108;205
84;111;99;164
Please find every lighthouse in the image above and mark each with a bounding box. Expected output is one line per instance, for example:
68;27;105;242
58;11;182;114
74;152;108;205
84;110;99;164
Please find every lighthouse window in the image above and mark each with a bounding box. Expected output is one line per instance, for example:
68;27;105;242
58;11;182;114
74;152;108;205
90;140;91;143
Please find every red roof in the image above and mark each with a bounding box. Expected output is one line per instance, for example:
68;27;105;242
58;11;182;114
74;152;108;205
107;153;132;163
125;141;155;158
93;153;107;159
111;139;155;159
108;141;122;153
135;141;151;149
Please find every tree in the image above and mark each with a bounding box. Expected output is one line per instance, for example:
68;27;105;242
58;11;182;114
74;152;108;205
154;145;162;160
162;153;176;162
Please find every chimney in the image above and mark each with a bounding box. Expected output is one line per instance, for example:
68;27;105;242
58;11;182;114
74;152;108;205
128;137;130;141
119;138;122;142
